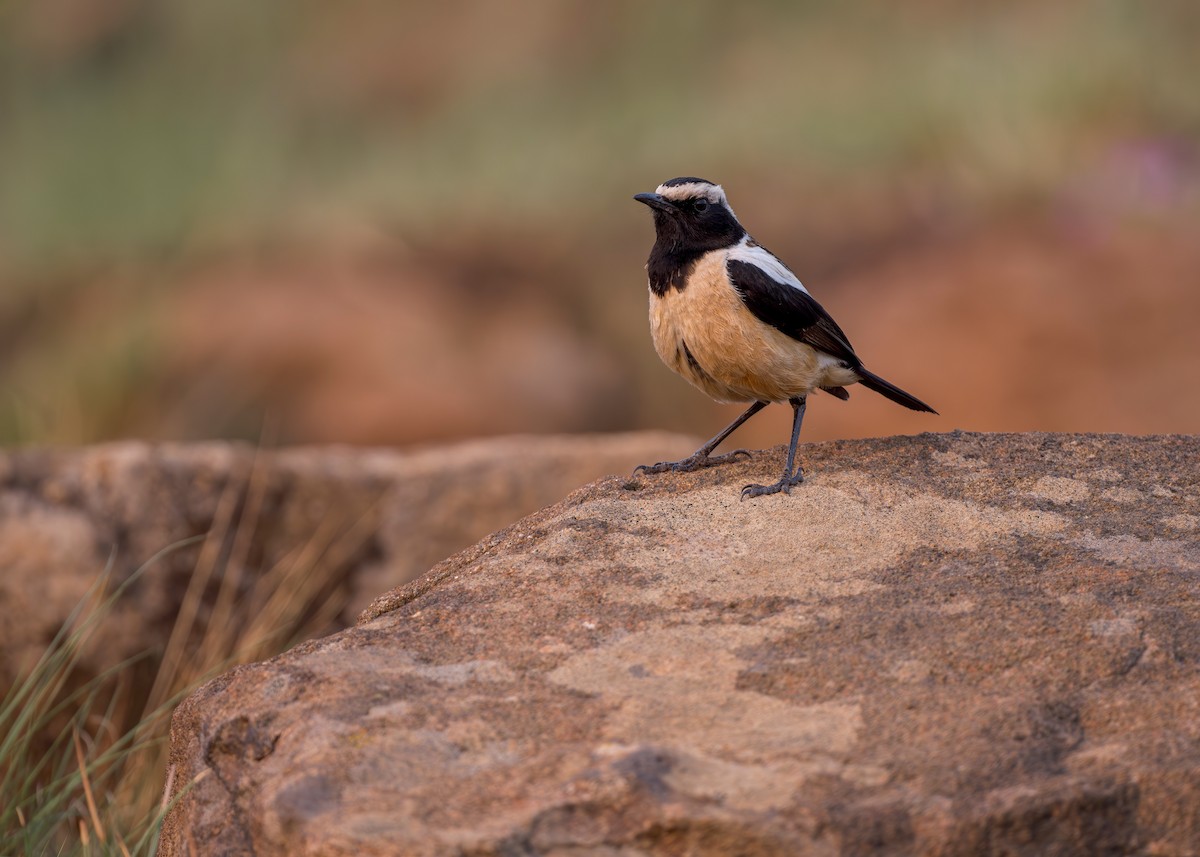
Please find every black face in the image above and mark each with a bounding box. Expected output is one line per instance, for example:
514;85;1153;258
635;185;747;295
636;192;745;254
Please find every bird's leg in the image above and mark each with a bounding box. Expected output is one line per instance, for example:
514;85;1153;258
741;396;807;499
635;401;768;475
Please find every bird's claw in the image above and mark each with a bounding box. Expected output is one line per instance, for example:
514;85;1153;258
633;448;751;477
740;469;805;500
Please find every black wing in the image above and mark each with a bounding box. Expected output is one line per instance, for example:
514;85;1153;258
727;258;861;367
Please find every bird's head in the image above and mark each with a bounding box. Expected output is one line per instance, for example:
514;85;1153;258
634;177;745;252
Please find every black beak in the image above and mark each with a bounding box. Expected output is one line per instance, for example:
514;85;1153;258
633;192;677;214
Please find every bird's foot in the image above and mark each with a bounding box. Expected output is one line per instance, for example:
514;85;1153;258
740;468;804;500
634;448;751;476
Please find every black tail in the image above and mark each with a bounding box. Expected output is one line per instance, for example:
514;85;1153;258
857;367;938;414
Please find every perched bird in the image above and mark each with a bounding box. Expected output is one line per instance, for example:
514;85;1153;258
633;176;937;499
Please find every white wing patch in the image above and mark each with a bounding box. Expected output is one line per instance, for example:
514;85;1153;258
726;236;809;295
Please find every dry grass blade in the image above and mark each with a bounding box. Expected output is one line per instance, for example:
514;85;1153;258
4;439;380;853
142;464;248;720
118;457;382;838
196;444;274;668
160;764;176;814
116;831;134;857
234;502;378;661
0;537;200;856
73;728;106;843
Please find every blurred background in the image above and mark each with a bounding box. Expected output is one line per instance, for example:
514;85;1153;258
2;0;1198;452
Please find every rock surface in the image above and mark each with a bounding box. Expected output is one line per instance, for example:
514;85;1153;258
160;432;1200;856
0;432;696;695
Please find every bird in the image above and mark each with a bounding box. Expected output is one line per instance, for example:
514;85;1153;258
632;176;937;499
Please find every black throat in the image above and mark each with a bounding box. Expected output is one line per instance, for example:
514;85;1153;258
644;207;746;296
646;242;707;296
643;195;744;295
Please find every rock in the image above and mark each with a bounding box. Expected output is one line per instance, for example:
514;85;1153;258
159;432;1200;856
161;237;629;445
0;432;696;696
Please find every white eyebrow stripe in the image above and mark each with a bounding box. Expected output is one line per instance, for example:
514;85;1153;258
726;236;810;295
655;182;728;206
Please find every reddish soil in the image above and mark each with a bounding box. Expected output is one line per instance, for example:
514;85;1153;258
121;215;1200;449
703;217;1200;450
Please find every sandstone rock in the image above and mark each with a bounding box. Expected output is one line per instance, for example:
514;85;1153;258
0;432;696;696
160;432;1200;856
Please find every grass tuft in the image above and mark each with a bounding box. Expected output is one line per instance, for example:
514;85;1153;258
1;448;373;853
0;541;198;856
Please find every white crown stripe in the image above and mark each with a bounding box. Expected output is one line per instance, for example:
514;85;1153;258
654;182;728;207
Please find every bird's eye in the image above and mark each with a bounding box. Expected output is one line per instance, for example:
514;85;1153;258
693;199;709;213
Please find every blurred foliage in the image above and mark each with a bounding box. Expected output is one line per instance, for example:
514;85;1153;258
0;0;1198;445
2;0;1198;273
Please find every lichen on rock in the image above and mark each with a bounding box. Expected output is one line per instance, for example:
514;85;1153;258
160;432;1200;856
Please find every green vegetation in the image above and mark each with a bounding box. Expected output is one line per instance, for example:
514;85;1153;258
1;460;365;853
0;546;195;856
0;1;1197;446
1;2;1197;274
